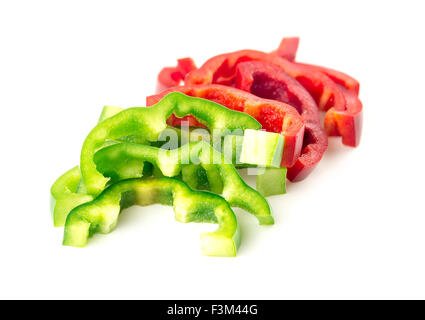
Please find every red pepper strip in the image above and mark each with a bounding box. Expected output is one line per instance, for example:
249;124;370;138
275;38;363;146
235;61;328;181
296;63;360;96
147;84;305;168
274;37;299;62
184;49;346;112
296;63;362;146
300;64;362;146
324;88;363;146
183;49;366;147
156;57;197;93
156;58;198;125
274;37;360;95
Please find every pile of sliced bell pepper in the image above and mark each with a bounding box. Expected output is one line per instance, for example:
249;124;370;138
156;37;362;181
51;37;362;257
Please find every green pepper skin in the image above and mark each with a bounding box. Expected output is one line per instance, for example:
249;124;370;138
63;177;240;257
81;92;261;197
50;166;93;227
94;141;274;225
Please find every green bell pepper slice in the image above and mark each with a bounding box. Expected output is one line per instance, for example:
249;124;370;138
81;92;261;197
50;166;94;227
63;177;240;257
94;140;273;225
51;105;144;226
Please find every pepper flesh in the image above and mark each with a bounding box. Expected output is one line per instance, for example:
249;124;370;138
147;84;304;168
156;57;197;93
63;177;240;257
235;61;328;181
81;92;261;197
94;141;274;225
239;129;284;168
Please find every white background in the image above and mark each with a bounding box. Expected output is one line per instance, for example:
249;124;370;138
1;0;424;299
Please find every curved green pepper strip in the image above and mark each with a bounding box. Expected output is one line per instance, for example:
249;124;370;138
51;105;144;227
99;106;148;145
63;177;240;257
50;166;94;227
81;92;261;197
94;141;273;225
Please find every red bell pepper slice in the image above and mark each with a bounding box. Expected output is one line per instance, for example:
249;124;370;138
185;49;346;112
147;84;305;168
235;61;328;181
183;48;368;148
275;38;359;95
275;37;363;146
156;57;197;93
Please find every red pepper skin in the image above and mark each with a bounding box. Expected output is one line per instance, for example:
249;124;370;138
274;37;299;62
156;57;197;93
235;61;328;181
147;84;305;168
